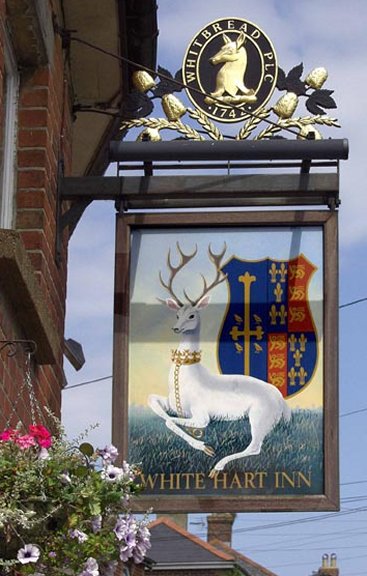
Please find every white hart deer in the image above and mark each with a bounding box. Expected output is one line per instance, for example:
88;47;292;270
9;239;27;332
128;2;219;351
206;31;256;103
148;243;291;477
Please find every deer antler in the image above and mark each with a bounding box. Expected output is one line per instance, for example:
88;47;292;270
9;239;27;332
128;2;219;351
159;242;198;305
185;243;227;305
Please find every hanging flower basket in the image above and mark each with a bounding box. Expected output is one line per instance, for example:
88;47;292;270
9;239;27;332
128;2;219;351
0;416;151;576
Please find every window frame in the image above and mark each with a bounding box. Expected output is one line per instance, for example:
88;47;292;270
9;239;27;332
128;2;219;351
0;30;19;229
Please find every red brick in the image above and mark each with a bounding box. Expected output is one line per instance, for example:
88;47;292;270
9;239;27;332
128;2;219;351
20;87;49;108
19;230;46;251
18;169;46;189
18;129;48;148
18;109;48;128
27;251;44;270
17;189;45;209
27;67;50;88
16;209;45;230
18;148;47;168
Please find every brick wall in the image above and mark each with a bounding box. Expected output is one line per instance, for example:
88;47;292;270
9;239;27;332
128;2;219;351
0;0;71;428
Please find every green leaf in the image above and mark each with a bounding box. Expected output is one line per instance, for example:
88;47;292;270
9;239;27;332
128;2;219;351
89;501;101;516
74;466;89;478
79;442;94;457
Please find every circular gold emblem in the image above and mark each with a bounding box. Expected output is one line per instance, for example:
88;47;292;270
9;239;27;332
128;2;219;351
182;17;278;123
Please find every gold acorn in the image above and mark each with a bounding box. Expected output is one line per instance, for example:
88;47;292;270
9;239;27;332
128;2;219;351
162;94;186;121
273;92;299;119
136;128;162;142
132;70;156;93
297;124;322;140
305;67;328;90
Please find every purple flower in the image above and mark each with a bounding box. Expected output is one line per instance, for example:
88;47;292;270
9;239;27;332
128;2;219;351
91;514;102;533
97;444;118;464
17;544;41;564
114;517;127;541
115;516;151;563
78;557;99;576
101;464;124;482
69;529;88;543
134;524;151;562
119;544;133;563
138;524;151;548
121;460;136;481
114;515;136;544
133;547;146;564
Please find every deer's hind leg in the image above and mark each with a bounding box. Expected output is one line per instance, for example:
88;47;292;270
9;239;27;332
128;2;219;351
208;406;275;477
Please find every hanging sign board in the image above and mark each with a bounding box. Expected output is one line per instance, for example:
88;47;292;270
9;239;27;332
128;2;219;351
112;210;339;513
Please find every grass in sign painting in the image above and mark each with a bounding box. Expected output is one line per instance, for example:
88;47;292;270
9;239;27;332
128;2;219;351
129;406;323;494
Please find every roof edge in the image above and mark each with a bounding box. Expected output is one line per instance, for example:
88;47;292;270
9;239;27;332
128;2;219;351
149;517;234;562
210;538;280;576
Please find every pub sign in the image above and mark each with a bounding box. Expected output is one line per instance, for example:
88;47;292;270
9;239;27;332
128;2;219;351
113;211;339;513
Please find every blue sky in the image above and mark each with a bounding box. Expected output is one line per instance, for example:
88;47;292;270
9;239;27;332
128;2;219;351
62;2;367;575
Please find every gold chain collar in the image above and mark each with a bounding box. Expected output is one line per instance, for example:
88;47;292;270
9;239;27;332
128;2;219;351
171;349;202;366
171;349;204;439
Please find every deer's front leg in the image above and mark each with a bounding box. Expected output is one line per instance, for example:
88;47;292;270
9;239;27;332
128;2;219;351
148;394;214;456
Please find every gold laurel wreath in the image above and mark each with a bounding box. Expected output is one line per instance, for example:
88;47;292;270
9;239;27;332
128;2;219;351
120;117;205;141
256;115;340;140
187;108;224;141
236;108;271;140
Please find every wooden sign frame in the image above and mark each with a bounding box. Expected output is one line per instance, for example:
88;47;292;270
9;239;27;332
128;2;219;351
112;210;339;513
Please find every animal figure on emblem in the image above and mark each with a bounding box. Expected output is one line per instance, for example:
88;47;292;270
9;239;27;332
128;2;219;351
205;31;257;105
148;243;291;477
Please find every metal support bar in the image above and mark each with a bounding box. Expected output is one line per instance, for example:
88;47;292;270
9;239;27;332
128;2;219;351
59;173;340;217
57;138;347;245
109;138;349;163
117;160;339;173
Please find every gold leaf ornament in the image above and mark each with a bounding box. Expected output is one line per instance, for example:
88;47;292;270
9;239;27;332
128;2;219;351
132;70;156;93
136;127;162;142
297;124;322;140
305;67;328;90
162;94;187;121
273;92;299;119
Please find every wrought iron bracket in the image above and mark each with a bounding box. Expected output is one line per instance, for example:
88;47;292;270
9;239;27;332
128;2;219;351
0;339;37;357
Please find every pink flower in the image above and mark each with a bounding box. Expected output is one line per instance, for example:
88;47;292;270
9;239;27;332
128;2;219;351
0;428;19;442
15;434;36;449
29;425;52;448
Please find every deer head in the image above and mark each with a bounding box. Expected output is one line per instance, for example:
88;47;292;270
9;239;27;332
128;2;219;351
158;243;227;333
210;31;247;65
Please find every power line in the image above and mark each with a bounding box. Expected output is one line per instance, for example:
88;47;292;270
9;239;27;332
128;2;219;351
148;506;367;545
340;297;367;309
340;407;367;418
63;295;367;391
64;375;112;390
341;480;367;486
65;33;301;139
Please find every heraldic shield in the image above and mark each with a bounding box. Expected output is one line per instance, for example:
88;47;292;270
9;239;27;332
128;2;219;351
218;254;318;398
